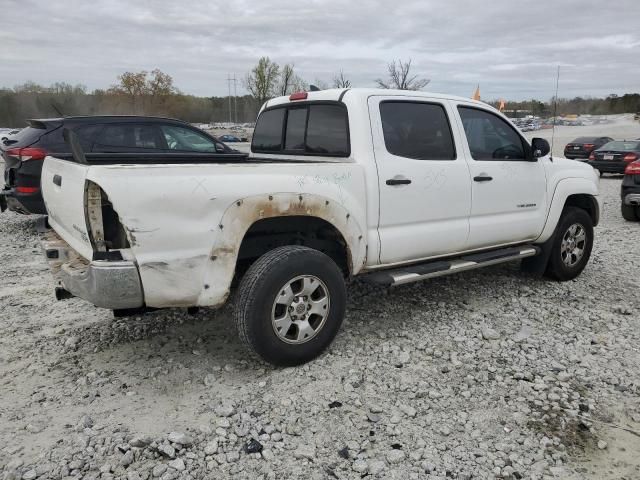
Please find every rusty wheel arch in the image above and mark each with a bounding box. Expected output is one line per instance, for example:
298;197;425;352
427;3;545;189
198;193;366;307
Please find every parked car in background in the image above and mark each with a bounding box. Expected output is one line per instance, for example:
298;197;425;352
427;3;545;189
586;140;640;174
0;128;21;141
1;116;244;214
621;160;640;221
564;136;614;160
219;134;247;142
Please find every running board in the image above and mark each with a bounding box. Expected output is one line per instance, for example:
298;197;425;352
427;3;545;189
364;245;540;287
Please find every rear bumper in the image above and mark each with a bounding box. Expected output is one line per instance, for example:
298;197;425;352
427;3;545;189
41;230;144;310
624;193;640;206
0;187;47;215
586;160;626;174
564;152;589;159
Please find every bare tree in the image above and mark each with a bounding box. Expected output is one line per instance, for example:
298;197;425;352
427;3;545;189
278;64;294;96
332;70;351;88
277;64;308;96
245;57;280;107
375;59;430;90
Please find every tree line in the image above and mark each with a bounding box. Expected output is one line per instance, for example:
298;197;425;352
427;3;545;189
0;59;638;127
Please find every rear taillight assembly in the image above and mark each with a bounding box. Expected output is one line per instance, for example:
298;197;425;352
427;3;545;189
589;152;595;160
625;161;640;175
623;153;638;162
5;147;48;162
583;143;595;151
15;186;39;194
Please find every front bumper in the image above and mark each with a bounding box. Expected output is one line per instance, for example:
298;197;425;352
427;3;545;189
41;230;144;310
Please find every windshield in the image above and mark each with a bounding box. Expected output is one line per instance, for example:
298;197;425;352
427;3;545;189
600;141;639;151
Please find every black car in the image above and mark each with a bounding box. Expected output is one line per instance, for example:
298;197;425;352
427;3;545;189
1;116;241;215
621;160;640;221
563;136;613;160
586;140;640;175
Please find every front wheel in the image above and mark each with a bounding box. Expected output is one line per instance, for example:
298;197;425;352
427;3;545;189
545;207;594;281
621;203;639;221
234;246;346;366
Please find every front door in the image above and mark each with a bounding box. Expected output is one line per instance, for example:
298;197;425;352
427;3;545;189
454;103;548;249
369;96;472;265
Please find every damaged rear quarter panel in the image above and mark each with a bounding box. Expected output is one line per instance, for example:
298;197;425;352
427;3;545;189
85;162;367;308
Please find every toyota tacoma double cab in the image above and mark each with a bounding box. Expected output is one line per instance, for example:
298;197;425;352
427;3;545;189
40;89;601;366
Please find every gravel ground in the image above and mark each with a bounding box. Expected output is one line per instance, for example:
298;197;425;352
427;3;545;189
1;173;640;480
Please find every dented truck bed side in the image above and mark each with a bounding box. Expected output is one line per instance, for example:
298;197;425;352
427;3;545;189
41;159;369;308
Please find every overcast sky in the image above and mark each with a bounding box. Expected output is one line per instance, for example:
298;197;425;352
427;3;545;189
1;0;639;100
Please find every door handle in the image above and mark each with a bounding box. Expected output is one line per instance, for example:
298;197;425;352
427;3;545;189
473;175;493;182
53;174;62;186
386;178;412;186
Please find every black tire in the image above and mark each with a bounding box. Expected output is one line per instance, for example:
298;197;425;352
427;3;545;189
544;207;594;281
621;203;639;221
234;246;346;366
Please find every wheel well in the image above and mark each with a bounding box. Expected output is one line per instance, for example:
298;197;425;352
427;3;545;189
565;194;599;226
236;216;351;278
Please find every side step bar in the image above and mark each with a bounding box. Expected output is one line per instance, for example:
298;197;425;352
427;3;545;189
364;245;540;287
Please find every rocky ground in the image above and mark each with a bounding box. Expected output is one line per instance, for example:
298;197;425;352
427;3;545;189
1;177;639;480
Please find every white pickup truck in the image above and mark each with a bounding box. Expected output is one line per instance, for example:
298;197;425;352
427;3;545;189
40;88;601;365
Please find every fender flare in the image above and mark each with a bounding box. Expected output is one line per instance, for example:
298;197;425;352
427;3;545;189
536;177;599;243
197;192;367;306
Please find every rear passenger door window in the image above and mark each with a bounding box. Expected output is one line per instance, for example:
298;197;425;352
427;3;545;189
93;124;163;152
379;101;456;160
457;107;527;160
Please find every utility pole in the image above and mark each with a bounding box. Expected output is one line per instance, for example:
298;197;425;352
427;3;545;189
233;73;238;124
226;74;232;124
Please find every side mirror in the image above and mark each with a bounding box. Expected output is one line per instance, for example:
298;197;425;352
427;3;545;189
531;137;550;159
215;143;225;153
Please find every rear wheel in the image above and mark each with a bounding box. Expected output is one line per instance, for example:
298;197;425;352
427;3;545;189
234;246;346;366
621;203;639;221
545;207;594;281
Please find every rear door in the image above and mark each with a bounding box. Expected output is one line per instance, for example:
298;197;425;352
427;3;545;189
369;96;472;264
454;103;548;248
40;157;93;259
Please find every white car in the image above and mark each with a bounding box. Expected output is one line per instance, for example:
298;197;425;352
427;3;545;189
40;88;601;365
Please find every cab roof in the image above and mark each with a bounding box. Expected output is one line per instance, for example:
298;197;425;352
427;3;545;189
265;87;494;110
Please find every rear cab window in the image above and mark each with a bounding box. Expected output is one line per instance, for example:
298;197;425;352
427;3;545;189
252;103;349;157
